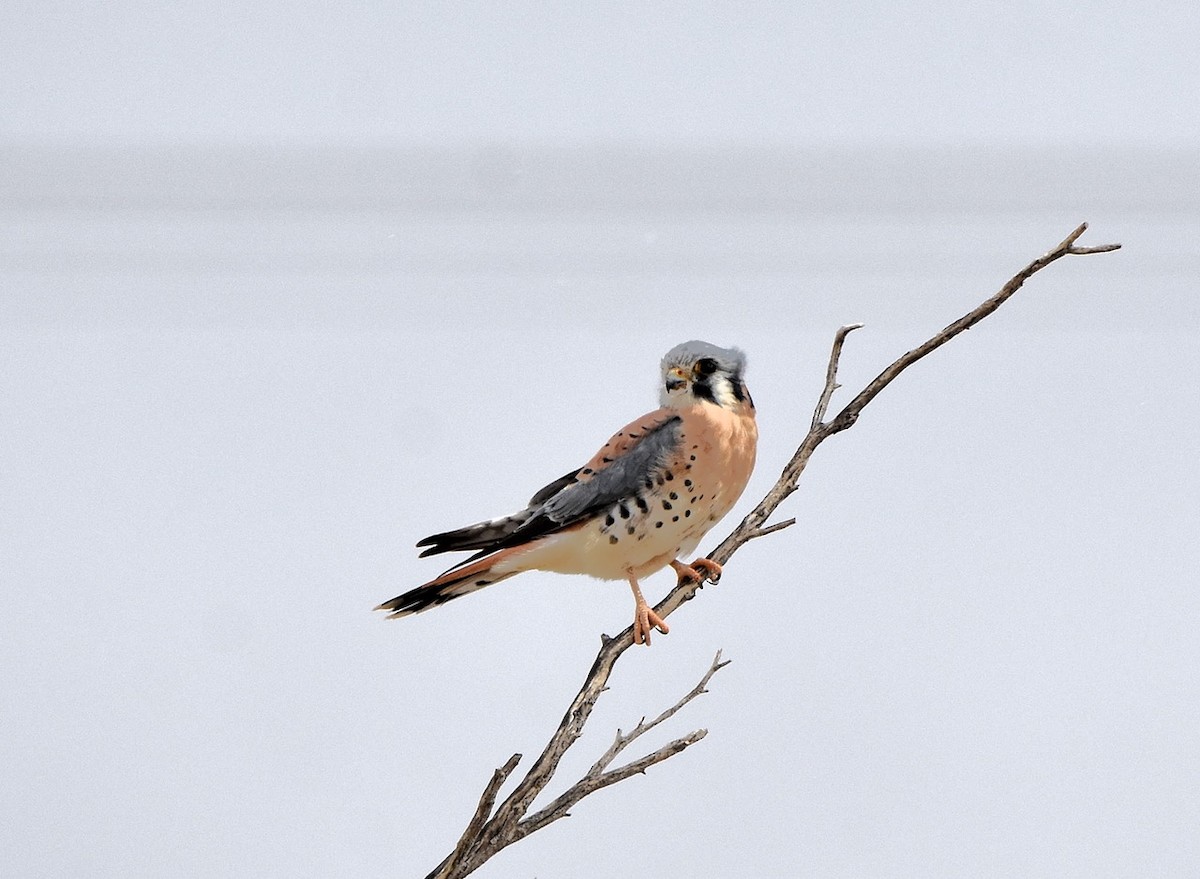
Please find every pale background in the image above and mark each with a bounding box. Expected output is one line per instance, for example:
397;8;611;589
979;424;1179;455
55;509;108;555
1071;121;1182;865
3;3;1199;877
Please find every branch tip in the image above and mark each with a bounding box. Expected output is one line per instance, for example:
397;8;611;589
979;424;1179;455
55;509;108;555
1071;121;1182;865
754;518;796;539
1069;241;1121;255
1059;221;1089;250
1056;222;1120;256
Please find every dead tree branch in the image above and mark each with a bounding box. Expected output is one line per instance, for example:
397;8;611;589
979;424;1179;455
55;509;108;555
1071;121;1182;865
427;652;728;878
426;222;1120;878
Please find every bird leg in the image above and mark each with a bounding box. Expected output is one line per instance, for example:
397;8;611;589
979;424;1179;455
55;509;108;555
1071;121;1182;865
628;576;669;646
670;557;723;587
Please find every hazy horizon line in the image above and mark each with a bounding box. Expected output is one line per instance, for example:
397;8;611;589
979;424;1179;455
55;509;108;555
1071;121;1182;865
3;141;1195;213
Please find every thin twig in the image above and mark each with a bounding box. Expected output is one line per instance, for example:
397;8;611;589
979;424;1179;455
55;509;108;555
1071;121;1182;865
811;323;863;430
513;651;729;839
825;222;1115;436
429;754;522;879
439;651;728;876
587;650;729;777
516;730;708;839
751;518;796;539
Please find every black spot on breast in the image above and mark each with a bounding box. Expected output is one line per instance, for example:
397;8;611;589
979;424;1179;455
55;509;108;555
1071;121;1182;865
669;492;678;500
683;479;693;489
582;468;594;475
685;509;692;518
662;500;673;510
618;504;630;519
627;525;636;535
689;454;697;461
672;515;679;522
604;514;614;527
664;472;674;481
655;521;664;528
609;535;619;544
635;496;649;513
601;456;614;464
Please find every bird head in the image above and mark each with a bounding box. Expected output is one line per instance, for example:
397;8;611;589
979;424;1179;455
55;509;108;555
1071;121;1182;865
659;340;752;411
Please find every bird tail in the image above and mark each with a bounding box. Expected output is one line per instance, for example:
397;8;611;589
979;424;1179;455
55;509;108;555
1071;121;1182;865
415;512;535;558
374;547;524;618
414;469;581;558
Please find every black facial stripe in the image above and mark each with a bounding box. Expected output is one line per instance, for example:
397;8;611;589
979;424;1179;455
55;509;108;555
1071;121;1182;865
692;380;716;402
730;378;745;402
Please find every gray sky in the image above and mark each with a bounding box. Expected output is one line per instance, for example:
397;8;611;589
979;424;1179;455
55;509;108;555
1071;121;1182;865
3;3;1200;878
3;0;1199;147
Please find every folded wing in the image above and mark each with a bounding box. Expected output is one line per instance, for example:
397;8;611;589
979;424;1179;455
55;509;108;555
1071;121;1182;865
418;412;683;571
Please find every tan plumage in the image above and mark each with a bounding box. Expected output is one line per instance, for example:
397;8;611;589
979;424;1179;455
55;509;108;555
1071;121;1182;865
376;340;758;645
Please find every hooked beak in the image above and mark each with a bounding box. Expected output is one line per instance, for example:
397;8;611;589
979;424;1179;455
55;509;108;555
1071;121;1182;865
664;366;688;392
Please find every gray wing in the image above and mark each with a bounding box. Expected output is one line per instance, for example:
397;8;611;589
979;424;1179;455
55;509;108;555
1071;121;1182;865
419;414;684;564
541;417;682;524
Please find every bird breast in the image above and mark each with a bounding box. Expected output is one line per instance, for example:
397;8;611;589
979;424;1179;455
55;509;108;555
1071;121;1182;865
520;402;757;582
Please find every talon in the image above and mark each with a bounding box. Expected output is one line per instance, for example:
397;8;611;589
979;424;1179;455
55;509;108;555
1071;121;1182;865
670;560;700;586
627;575;669;646
633;603;669;646
672;558;723;587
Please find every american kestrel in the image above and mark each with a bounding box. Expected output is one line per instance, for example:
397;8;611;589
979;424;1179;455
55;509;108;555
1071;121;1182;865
376;340;758;645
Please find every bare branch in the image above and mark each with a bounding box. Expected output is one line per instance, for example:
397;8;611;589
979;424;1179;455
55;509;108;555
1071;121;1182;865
701;223;1120;578
824;222;1119;437
429;754;522;879
751;518;796;539
587;650;729;777
811;323;864;430
435;650;729;877
514;651;730;839
517;730;708;839
425;223;1120;877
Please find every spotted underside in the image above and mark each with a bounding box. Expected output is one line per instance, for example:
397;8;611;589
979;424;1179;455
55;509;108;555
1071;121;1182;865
522;405;753;580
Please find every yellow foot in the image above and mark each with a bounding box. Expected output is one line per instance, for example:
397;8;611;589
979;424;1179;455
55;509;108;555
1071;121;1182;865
633;601;669;646
670;557;723;587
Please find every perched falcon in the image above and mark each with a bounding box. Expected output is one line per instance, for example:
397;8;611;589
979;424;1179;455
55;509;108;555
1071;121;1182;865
376;340;758;645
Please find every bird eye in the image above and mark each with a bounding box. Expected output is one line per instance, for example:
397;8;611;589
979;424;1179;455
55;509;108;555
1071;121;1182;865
695;358;718;376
